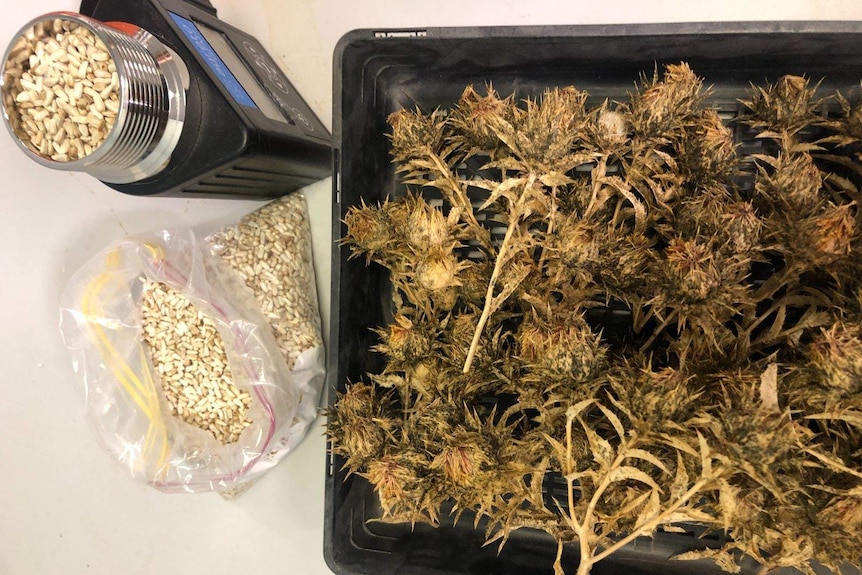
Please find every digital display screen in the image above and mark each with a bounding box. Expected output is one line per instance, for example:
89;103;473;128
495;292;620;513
168;12;287;124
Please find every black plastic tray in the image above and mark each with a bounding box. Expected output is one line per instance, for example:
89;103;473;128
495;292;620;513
326;22;862;575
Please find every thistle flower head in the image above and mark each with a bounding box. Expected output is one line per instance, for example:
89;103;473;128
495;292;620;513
679;108;736;183
785;154;823;206
517;315;606;380
664;238;721;302
374;313;433;362
362;448;429;517
813;204;855;260
596;108;629;146
447;85;513;151
416;247;465;291
343;202;394;258
628;63;703;137
723;201;763;255
610;366;700;434
810;322;862;396
820;495;862;529
458;261;492;307
742;74;821;134
755;153;822;212
405;194;453;251
327;383;393;470
431;433;490;487
556;216;601;267
388;107;446;161
712;371;806;480
502;86;588;168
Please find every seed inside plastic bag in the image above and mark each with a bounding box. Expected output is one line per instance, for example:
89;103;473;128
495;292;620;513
140;280;252;444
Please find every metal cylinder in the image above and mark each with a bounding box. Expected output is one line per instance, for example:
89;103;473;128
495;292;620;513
0;12;187;183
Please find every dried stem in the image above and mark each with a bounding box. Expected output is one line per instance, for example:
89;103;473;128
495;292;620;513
429;153;493;253
463;177;533;373
639;309;679;352
577;477;713;575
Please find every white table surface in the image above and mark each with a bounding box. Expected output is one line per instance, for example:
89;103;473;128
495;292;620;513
3;1;862;574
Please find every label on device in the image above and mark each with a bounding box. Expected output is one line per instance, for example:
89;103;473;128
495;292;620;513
168;11;258;110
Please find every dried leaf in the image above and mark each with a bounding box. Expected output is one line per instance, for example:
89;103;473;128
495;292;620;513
478;177;527;211
625;448;670;475
539;172;575;188
608;466;663;493
581;418;615;468
597;402;626;441
674;547;742;573
697;431;712;478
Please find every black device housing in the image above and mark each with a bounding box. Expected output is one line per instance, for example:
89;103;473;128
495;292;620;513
78;0;330;198
327;22;862;575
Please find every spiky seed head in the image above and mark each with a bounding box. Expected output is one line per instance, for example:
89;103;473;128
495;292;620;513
327;383;390;467
518;318;605;380
407;197;450;250
742;74;820;133
820;496;862;529
388;107;445;160
598;109;629;145
416;248;463;291
681;108;735;181
629;63;703;136
810;322;862;395
431;438;489;487
377;314;433;362
364;454;417;513
813;204;855;259
344;205;392;255
724;201;762;255
665;238;721;301
448;85;512;150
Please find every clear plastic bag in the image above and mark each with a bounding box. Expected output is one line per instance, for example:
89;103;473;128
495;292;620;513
59;215;324;494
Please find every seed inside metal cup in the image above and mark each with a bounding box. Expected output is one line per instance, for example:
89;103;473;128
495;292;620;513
1;16;119;162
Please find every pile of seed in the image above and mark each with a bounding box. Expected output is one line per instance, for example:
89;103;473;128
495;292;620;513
209;193;323;371
2;17;120;161
140;280;252;445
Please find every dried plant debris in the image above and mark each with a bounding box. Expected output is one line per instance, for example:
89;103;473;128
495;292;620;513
328;64;862;575
141;280;252;444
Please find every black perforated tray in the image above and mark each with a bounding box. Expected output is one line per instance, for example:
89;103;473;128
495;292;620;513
325;22;862;575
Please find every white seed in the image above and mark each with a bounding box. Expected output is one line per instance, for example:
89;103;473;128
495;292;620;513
3;18;119;160
140;281;253;445
209;193;322;371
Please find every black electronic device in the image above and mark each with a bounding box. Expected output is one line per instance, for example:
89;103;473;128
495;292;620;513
77;0;330;197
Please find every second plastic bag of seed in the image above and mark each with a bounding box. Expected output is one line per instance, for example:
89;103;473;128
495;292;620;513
59;193;324;494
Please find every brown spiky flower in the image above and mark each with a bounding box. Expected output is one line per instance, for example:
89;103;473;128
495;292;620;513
742;74;822;135
678;108;736;183
517;315;606;382
755;152;823;213
628;63;703;137
327;383;394;470
343;201;395;260
447;85;514;151
388;107;446;161
809;322;862;397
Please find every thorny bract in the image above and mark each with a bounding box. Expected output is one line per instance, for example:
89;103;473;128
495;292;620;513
328;65;862;575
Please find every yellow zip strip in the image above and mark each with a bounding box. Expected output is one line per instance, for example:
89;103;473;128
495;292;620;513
81;251;151;415
140;345;169;471
80;247;169;471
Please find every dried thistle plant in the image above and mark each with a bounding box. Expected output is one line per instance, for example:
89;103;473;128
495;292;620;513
328;66;862;575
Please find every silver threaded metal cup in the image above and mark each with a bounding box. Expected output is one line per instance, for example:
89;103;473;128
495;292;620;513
0;12;187;183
